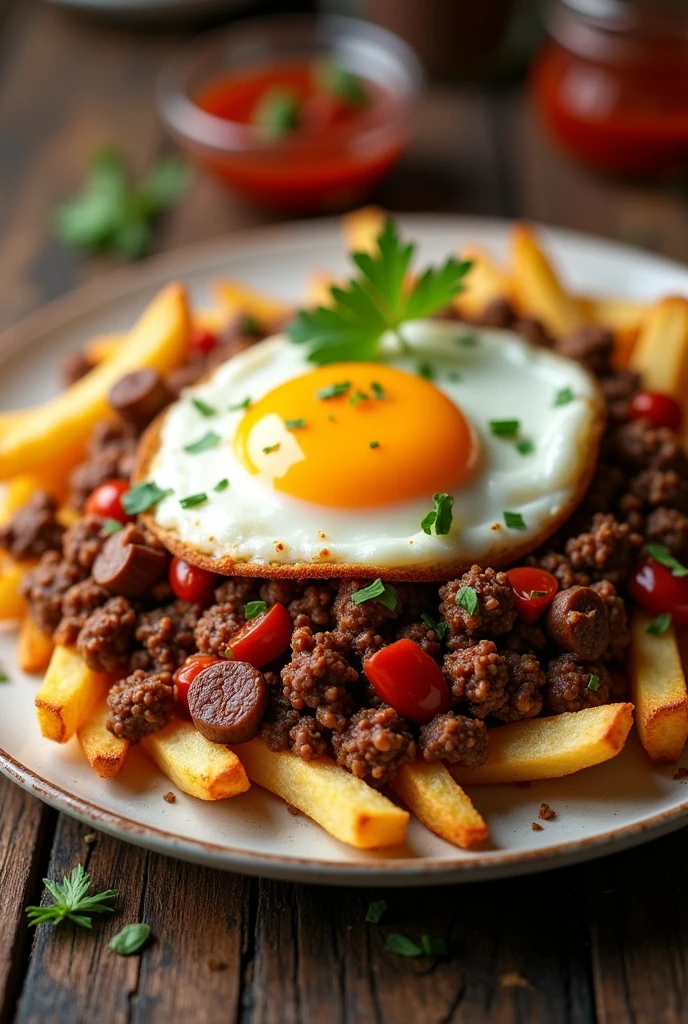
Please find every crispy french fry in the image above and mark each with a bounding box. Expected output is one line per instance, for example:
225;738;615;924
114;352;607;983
214;280;289;328
509;224;584;337
451;703;634;785
142;718;249;800
579;295;649;332
234;738;408;849
342;206;385;254
630;612;688;763
391;760;488;850
630;296;688;397
78;698;129;779
84;333;126;363
0;557;29;619
453;246;508;320
0;283;190;481
193;307;231;334
18;616;54;674
34;645;110;743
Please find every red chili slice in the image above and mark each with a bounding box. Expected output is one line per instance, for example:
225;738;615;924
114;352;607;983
169;557;217;607
174;654;222;713
506;567;558;624
227;602;293;668
629;555;688;626
629;391;682;432
364;638;450;725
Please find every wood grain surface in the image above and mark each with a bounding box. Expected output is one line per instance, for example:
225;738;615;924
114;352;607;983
1;2;688;1022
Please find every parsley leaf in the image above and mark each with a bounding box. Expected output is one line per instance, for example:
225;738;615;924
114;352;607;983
456;332;478;347
421;935;447;956
385;935;423;958
262;443;280;454
252;88;299;139
645;543;688;577
316;381;351;401
647;612;672;635
421;493;454;536
245;600;267;621
456;586;479;616
554;387;575;407
417;361;434;380
489;419;520;438
369;440;380;449
351;578;397;610
229;396;252;411
25;864;117;930
285;419;307;430
288;220;472;364
516;440;535;456
365;900;387;924
370;381;386;400
504;511;527;530
184;431;221;454
100;518;124;537
0;666;9;683
421;612;448;642
122;482;170;515
214;478;229;492
179;493;208;509
109;922;151;956
316;59;369;107
587;674;601;691
192;397;217;417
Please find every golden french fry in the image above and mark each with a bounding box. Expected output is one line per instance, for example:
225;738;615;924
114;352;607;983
342;206;385;254
18;616;54;674
630;296;688;398
579;295;649;332
0;557;30;619
193;307;231;334
78;698;129;779
0;476;41;525
34;645;110;744
453;246;508;320
509;224;584;337
451;703;634;785
214;280;289;328
391;759;488;850
234;738;408;849
0;283;190;481
631;612;688;763
142;718;250;800
84;332;126;363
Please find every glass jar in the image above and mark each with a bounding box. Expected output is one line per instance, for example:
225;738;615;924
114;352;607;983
530;0;688;176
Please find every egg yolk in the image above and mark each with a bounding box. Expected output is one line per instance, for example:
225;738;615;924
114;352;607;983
234;363;479;508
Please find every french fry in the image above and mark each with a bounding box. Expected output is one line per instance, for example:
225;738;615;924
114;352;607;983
34;645;110;743
78;699;129;779
630;296;688;397
579;295;649;332
142;718;249;800
0;283;190;481
84;333;126;363
630;612;688;763
18;616;54;674
391;760;488;850
451;703;634;785
342;206;385;253
509;224;584;337
214;280;289;328
453;246;508;320
234;738;408;849
0;557;30;619
193;307;231;334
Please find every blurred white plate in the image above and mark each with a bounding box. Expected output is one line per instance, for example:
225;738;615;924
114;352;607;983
44;0;253;19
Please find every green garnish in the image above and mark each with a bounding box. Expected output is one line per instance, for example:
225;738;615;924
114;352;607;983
417;361;434;380
100;518;124;537
447;371;462;382
349;389;370;406
328;415;336;422
421;936;447;956
245;600;267;621
420;492;454;536
316;381;351;401
252;88;299;140
214;478;229;492
385;934;445;958
285;419;307;430
25;864;117;930
239;314;262;338
647;612;673;635
456;586;479;617
0;666;9;683
288;220;472;364
421;612;448;642
229;396;252;411
489;419;520;438
456;332;478;347
316;59;369;107
370;381;386;400
262;443;281;454
645;543;688;577
184;431;221;454
504;511;526;530
365;900;387;924
369;440;380;449
122;482;171;515
191;397;216;417
528;590;548;599
554;387;575;407
587;674;601;691
351;578;397;611
109;923;151;956
516;440;535;456
179;493;208;509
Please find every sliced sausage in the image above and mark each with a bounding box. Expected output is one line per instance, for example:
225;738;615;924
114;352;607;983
93;523;169;598
187;660;268;745
545;585;609;661
109;369;171;429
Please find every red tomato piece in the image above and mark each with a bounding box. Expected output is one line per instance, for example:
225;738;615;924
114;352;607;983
227;602;292;668
629;391;682;432
629;555;688;626
169;557;218;607
174;654;222;713
189;326;219;356
506;567;558;624
84;479;134;523
364;638;450;725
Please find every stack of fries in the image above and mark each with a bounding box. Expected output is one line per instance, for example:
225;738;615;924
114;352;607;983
2;208;688;853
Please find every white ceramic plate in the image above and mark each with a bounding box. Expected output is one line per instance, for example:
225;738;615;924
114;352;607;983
2;215;688;886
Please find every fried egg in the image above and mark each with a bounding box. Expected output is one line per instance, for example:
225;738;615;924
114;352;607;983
137;320;604;580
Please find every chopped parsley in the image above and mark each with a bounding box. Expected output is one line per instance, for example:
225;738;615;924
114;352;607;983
365;900;387;924
316;59;369;108
109;923;151;956
239;314;261;338
229;396;251;411
25;864;117;930
100;518;124;537
179;492;208;509
516;440;535;456
385;934;445;958
456;586;479;616
122;482;171;515
328;414;336;423
285;418;307;430
351;578;397;611
0;666;9;684
417;361;434;380
421;612;448;642
554;387;575;407
645;543;688;577
252;87;299;140
587;674;601;691
421;936;447;956
447;370;462;382
420;492;454;536
369;440;380;449
504;511;526;530
647;612;672;635
214;478;229;492
184;431;221;454
316;381;351;401
370;381;386;400
245;600;267;621
349;389;370;405
456;331;478;347
489;419;520;439
528;590;548;599
262;443;281;454
191;397;216;417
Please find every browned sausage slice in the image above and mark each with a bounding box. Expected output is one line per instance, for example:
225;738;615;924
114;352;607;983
545;585;609;661
188;660;268;745
93;523;169;598
109;369;171;429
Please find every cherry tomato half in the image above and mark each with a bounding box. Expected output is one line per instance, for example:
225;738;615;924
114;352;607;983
174;654;222;713
364;638;450;725
227;602;292;668
84;479;134;523
189;326;219;356
506;567;558;624
629;391;682;432
169;557;217;607
628;555;688;626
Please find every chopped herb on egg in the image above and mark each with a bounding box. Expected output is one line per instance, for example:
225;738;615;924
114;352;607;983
184;431;221;454
504;510;526;530
229;396;251;411
417;361;434;380
328;415;336;422
349;389;370;405
262;443;281;454
421;612;448;641
587;674;601;691
240;314;262;338
214;478;229;492
245;600;267;621
421;493;454;536
456;586;479;616
179;493;208;509
191;397;216;417
285;418;307;430
369;440;380;449
456;332;478;347
122;482;171;515
0;666;9;683
351;578;397;611
516;440;535;456
447;371;462;382
316;381;351;401
370;381;386;400
489;419;520;439
554;387;575;407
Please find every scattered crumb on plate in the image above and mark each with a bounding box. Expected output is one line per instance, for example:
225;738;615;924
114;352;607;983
539;802;556;820
673;768;688;781
531;822;543;832
163;791;176;804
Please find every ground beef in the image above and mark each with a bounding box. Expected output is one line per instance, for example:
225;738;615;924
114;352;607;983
630;468;688;513
439;566;517;645
515;317;553;348
67;421;138;510
0;491;64;560
396;621;443;661
555;325;614;375
599;371;641;423
544;653;610;714
333;579;399;637
608;419;688;474
288;584;334;630
331;704;416;785
616;491;646;533
499;620;547;654
281;627;358;716
443;639;508;719
289;715;329;760
565;513;641;583
527;551;590;589
62;514;107;572
215;576;260;607
54;577;109;646
106;669;176;743
492;651;545;722
419;712;488;768
259;690;300;752
645;507;688;558
135;601;200;670
476;296;516;329
20;551;85;634
581;463;626;516
590;579;630;663
395;583;435;624
351;628;388;663
194;602;244;657
258;579;301;607
77;596;136;673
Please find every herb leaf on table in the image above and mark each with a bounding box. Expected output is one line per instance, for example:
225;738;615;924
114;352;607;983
25;864;117;929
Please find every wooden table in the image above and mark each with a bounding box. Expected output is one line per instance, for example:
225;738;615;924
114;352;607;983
2;4;688;1021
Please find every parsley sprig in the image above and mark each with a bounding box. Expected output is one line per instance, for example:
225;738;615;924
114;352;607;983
25;864;117;930
288;220;472;364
